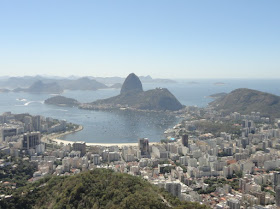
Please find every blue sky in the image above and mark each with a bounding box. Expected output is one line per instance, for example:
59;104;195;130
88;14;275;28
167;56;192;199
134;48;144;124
0;0;279;79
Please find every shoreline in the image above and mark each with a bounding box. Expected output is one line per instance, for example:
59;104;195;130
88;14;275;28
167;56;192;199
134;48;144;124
79;105;184;115
51;138;158;147
42;125;84;143
44;125;159;147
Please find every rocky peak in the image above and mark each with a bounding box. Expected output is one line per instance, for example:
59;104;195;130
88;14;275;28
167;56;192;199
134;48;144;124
120;73;143;95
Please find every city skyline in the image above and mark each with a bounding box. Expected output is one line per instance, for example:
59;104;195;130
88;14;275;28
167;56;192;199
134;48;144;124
0;0;279;79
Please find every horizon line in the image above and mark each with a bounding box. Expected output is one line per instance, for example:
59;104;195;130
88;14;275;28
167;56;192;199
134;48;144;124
2;75;280;80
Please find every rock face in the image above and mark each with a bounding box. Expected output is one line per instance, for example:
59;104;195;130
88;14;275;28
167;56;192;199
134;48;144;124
120;73;143;95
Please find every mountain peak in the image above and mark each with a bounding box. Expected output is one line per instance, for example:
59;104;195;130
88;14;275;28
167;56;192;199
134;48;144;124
120;73;143;94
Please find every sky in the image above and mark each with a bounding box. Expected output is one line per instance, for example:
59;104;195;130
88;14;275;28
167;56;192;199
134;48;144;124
0;0;279;79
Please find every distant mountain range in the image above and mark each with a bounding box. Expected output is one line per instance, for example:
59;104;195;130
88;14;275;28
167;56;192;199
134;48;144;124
109;83;122;89
0;75;176;90
58;77;107;91
91;75;176;85
0;76;109;93
210;88;280;119
13;81;63;94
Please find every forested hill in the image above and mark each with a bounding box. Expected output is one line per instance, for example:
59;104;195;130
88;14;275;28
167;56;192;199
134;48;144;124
210;88;280;119
45;95;80;107
0;169;208;209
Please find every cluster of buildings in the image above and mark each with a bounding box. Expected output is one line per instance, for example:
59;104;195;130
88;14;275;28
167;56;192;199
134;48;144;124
3;108;280;209
0;112;67;156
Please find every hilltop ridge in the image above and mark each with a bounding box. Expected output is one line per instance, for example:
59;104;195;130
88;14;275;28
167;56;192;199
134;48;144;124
13;80;63;94
210;88;280;118
0;169;207;209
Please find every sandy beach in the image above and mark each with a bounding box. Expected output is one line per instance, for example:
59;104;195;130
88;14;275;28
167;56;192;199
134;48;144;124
43;125;158;147
41;125;83;143
51;138;158;147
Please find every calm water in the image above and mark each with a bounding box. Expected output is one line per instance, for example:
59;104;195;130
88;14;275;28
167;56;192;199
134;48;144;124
0;79;280;143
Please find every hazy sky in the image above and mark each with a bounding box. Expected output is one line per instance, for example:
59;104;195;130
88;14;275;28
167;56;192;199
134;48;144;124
0;1;279;79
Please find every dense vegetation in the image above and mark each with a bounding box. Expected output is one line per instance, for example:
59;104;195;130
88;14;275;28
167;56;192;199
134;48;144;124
194;178;240;194
195;178;227;194
194;121;241;137
45;96;80;107
0;153;37;195
210;88;280;119
0;169;208;209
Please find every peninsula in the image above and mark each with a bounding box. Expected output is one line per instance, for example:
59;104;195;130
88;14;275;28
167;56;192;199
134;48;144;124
80;73;183;111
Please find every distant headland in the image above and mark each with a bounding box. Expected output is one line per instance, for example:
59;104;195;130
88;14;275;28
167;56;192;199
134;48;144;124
210;88;280;119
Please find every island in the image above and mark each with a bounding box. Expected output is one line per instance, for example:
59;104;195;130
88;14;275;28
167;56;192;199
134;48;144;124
213;82;226;86
44;95;80;107
0;88;10;93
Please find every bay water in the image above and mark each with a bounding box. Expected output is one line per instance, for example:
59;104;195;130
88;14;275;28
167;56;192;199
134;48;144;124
0;79;279;143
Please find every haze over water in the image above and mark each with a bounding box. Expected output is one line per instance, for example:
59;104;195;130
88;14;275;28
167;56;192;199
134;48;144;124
0;79;280;143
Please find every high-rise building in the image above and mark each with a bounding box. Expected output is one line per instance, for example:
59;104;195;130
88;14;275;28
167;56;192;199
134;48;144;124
22;132;41;150
182;134;188;147
242;120;248;128
138;138;150;157
33;115;41;131
165;181;181;197
276;185;280;207
227;198;240;209
255;192;265;206
92;154;100;165
273;172;280;188
0;127;17;142
73;141;86;156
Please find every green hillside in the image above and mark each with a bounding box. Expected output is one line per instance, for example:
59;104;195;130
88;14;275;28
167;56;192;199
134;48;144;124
0;169;207;209
45;96;80;107
210;88;280;119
